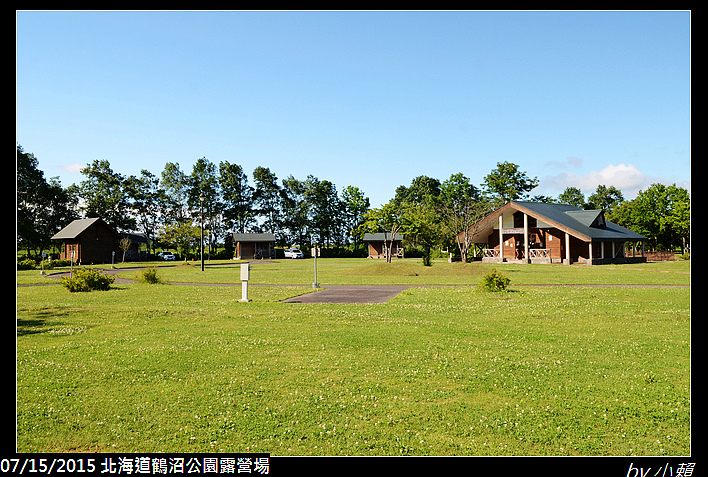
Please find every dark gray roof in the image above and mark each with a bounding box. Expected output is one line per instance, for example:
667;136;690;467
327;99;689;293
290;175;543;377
233;233;276;242
51;218;119;240
363;233;404;241
121;231;149;244
509;201;646;242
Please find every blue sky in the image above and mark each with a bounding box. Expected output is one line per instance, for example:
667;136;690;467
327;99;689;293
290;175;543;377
16;10;690;209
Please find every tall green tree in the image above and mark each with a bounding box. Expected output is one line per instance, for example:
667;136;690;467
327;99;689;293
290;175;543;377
304;176;343;246
616;183;690;252
189;157;220;255
341;185;370;248
18;145;51;255
402;201;443;266
160;162;190;224
393;175;443;265
557;187;586;208
219;161;254;234
586;185;624;212
436;173;488;263
78;159;134;231
280;175;311;248
356;200;407;263
483;161;539;204
666;185;691;254
393;175;441;206
158;222;201;259
124;170;167;256
252;166;281;235
17;145;78;256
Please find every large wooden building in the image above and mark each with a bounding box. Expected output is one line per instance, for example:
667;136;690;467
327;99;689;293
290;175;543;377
465;201;647;265
51;218;122;265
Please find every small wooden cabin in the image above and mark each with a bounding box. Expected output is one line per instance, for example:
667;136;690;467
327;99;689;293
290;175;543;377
363;233;405;259
233;233;276;260
50;218;122;265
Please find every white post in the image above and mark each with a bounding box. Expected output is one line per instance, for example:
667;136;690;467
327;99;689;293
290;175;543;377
565;233;570;265
499;214;504;262
240;263;251;302
523;213;529;263
312;247;320;288
588;242;593;265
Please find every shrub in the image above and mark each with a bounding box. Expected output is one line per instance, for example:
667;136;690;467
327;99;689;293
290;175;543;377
61;268;115;292
17;259;36;270
48;259;73;268
136;267;163;284
479;268;510;292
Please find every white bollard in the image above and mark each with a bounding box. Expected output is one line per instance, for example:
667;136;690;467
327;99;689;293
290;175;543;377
240;263;252;302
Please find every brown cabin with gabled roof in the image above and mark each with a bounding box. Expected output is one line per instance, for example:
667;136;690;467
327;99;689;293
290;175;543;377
232;233;276;260
51;218;122;264
363;233;405;259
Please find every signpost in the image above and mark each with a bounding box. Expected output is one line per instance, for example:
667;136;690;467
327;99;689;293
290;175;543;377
312;247;320;288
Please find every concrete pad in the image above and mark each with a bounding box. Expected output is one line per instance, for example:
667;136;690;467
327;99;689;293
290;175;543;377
281;285;413;304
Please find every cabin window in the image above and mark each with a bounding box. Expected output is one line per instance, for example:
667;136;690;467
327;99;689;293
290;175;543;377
591;213;606;229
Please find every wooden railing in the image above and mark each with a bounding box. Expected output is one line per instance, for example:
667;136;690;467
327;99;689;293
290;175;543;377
483;248;551;260
528;249;550;259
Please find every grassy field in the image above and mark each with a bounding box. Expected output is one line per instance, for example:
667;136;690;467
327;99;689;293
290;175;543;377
16;259;690;455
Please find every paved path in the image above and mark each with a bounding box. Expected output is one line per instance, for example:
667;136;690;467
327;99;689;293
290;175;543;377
280;285;415;304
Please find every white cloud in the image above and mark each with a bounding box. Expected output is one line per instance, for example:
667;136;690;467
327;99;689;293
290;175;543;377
540;163;651;198
59;163;84;174
543;156;584;169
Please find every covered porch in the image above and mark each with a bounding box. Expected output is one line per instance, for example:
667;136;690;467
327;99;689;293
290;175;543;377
482;239;647;265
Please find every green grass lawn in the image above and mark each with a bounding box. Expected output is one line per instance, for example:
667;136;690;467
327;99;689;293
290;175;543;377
16;259;690;455
105;257;690;286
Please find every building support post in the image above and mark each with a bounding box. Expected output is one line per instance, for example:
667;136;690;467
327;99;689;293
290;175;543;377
499;214;504;263
565;232;571;265
523;213;529;263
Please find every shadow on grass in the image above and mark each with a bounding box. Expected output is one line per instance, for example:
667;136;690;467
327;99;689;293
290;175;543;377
17;306;83;336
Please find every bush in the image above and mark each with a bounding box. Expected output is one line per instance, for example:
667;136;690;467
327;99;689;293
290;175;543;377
136;267;163;284
48;259;73;268
17;259;36;270
479;268;510;292
61;268;115;292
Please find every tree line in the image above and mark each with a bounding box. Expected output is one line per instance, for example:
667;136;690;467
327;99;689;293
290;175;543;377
362;164;689;264
17;145;370;259
17;145;689;261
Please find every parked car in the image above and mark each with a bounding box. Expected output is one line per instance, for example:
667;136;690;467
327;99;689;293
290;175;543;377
158;251;175;261
284;248;304;259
